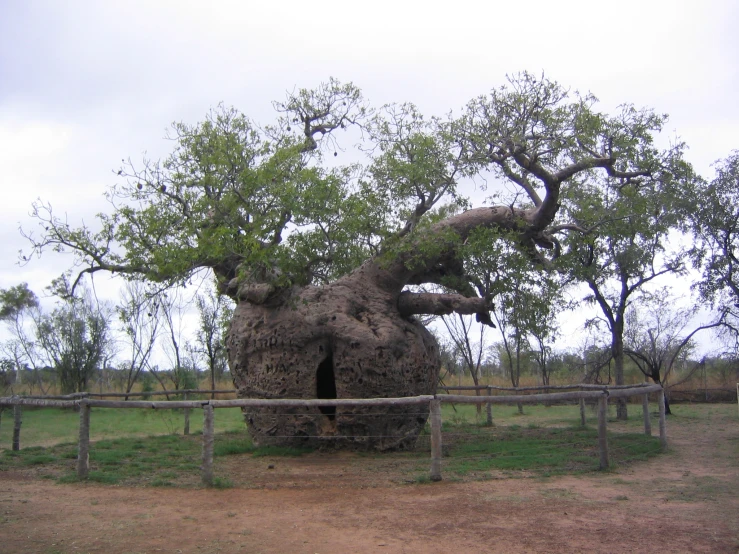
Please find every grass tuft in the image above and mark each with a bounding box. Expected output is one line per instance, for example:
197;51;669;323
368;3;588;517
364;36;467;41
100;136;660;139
23;454;56;465
212;477;234;489
151;478;176;487
214;437;255;456
87;471;121;484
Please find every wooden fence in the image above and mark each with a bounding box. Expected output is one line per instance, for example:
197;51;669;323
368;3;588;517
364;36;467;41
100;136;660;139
439;383;661;426
1;389;236;437
0;384;666;485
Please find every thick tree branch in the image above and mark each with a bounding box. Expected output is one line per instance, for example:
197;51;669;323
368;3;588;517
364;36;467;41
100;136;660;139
553;156;651;182
547;223;588;234
397;291;495;326
348;204;546;296
510;149;556;188
498;160;542;206
587;279;617;331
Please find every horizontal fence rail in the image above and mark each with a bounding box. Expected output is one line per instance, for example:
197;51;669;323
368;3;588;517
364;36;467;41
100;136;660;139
0;384;667;484
441;390;607;404
10;389;237;401
440;383;658;392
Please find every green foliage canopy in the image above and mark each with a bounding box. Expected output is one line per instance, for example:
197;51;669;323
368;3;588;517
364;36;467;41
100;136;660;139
0;283;39;321
22;74;692;306
691;151;739;308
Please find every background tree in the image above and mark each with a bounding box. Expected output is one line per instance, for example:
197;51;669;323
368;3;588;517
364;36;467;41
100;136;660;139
466;231;561;410
0;357;12;434
492;285;534;414
624;291;726;414
22;74;690;448
35;281;114;394
440;313;491;412
700;355;739;389
0;358;13;392
431;328;464;387
150;289;197;395
560;123;694;419
0;283;48;393
189;287;233;397
115;280;161;399
545;349;589;381
578;340;615;384
524;274;562;387
0;283;39;323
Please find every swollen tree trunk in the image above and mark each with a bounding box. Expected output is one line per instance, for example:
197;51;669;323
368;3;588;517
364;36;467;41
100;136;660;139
227;267;440;450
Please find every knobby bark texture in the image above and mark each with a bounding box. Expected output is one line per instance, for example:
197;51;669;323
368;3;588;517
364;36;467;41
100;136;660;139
227;273;439;450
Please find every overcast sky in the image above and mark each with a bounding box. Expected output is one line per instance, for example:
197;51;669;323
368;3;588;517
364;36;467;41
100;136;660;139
1;0;737;350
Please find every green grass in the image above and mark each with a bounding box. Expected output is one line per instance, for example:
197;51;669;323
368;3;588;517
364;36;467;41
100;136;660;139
0;427;316;486
1;433;207;485
439;399;689;433
0;406;247;447
441;425;662;476
0;420;661;486
151;478;176;487
432;400;669;477
213;436;255;456
4;399;718;487
23;453;57;465
212;476;234;489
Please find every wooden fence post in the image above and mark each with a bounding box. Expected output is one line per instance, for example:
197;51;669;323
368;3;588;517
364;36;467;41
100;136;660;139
579;397;586;427
597;394;609;470
642;393;652;436
486;386;493;426
77;400;91;479
183;392;190;436
658;388;667;449
201;403;215;486
12;403;22;451
429;399;442;482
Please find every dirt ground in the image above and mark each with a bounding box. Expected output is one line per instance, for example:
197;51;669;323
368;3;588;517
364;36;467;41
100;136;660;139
1;406;737;554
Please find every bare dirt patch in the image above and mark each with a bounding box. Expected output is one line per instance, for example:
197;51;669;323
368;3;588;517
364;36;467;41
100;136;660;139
1;405;737;553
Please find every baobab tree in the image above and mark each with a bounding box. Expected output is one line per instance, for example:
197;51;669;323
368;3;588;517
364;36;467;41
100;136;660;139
22;74;689;449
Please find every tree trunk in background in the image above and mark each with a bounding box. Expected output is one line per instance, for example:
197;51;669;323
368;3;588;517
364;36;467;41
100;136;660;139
613;335;628;420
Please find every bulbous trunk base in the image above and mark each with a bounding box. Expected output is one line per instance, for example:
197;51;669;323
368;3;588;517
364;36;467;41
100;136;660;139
227;279;440;451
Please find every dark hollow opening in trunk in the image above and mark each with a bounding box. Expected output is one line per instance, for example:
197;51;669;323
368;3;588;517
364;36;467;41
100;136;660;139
316;353;337;420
